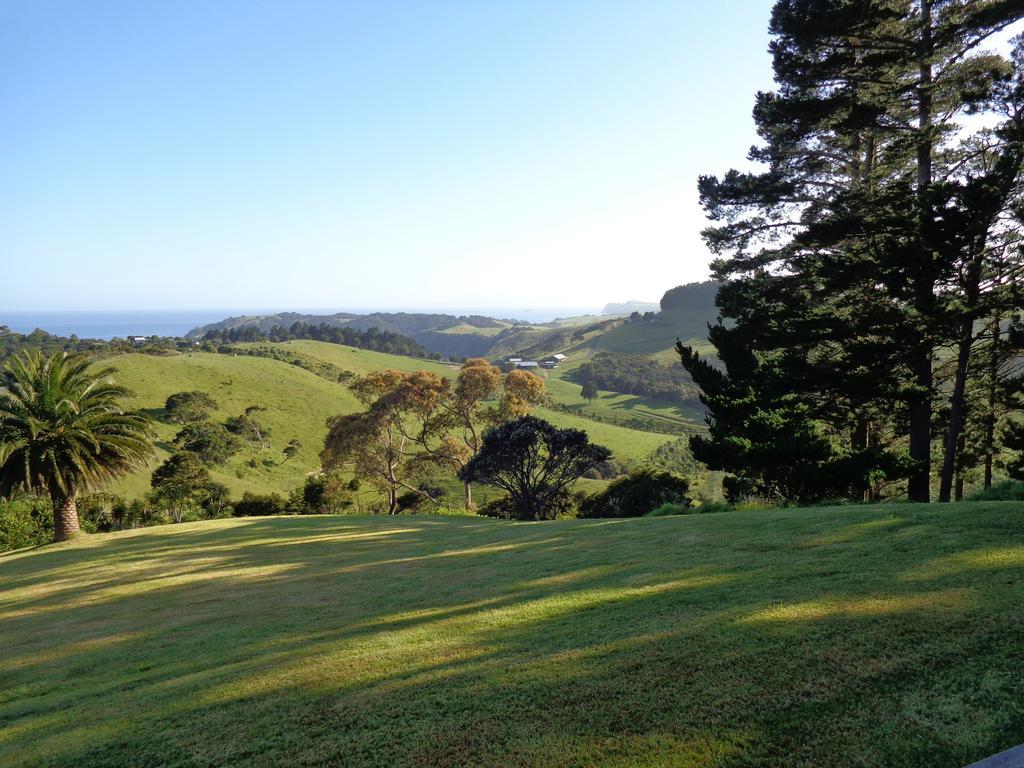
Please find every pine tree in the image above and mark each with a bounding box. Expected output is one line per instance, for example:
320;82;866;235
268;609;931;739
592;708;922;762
683;0;1024;503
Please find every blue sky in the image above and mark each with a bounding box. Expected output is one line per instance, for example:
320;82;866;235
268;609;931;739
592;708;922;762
1;1;774;313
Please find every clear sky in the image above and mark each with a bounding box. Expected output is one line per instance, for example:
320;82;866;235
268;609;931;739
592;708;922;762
1;0;775;313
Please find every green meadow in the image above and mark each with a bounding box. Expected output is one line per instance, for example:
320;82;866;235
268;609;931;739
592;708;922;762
2;503;1022;767
101;352;358;501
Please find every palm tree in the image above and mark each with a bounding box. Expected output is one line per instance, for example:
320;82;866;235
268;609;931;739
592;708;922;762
0;351;154;541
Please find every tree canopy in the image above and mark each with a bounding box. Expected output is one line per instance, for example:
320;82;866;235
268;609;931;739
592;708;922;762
459;416;611;520
0;352;153;540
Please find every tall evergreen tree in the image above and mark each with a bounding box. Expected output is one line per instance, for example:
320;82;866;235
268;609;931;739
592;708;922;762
682;0;1024;503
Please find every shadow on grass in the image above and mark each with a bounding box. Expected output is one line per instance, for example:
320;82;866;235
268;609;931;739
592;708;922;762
1;506;1023;767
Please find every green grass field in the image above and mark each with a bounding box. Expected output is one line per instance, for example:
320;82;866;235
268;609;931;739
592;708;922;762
541;361;705;434
2;504;1022;766
250;340;460;377
102;352;358;500
588;308;714;357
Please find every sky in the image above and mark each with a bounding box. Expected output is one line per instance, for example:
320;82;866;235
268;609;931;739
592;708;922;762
0;1;775;313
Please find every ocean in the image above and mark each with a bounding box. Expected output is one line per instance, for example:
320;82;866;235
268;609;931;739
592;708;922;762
0;307;599;340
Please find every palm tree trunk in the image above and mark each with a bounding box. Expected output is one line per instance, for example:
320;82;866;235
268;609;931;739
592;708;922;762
52;493;81;541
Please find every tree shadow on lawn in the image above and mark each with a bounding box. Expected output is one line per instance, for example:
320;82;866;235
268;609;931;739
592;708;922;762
1;508;1023;767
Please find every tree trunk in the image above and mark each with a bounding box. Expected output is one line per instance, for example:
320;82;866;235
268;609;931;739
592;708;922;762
908;0;934;504
955;429;966;501
388;485;398;515
464;481;473;510
908;349;933;502
52;493;81;541
939;317;975;501
852;415;870;502
984;316;1001;489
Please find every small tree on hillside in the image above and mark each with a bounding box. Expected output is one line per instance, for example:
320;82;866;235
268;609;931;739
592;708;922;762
150;452;210;523
282;438;302;462
226;406;271;449
322;411;425;514
411;360;548;508
173;421;241;466
580;380;599;404
164;391;218;424
459;416;611;520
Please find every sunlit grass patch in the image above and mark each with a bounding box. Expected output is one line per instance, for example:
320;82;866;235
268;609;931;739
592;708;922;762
1;504;1023;767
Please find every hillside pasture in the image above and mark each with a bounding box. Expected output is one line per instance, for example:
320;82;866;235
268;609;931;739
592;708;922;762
100;352;356;500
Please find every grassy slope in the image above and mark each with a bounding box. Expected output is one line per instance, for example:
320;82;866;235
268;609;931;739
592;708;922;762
438;323;511;336
2;504;1023;767
541;356;705;434
590;308;715;357
251;340;460;377
101;346;676;502
102;352;358;500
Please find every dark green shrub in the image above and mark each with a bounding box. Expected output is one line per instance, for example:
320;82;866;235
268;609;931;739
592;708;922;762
173;422;241;466
967;480;1024;501
164;391;218;424
232;492;286;517
693;500;731;514
478;496;515;519
478;490;584;519
78;492;129;532
0;499;53;552
580;470;691;518
397;485;445;513
646;503;690;517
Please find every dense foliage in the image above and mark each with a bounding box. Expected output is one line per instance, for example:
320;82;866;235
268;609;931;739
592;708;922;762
659;280;719;312
0;498;53;551
202;321;431;358
682;0;1024;504
459;416;611;520
172;422;241;466
579;470;691;518
0;326;195;364
232;491;287;517
164;391;219;424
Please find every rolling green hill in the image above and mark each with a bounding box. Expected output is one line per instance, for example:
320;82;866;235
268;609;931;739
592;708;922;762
589;308;717;358
2;504;1022;766
97;346;680;504
100;352;358;501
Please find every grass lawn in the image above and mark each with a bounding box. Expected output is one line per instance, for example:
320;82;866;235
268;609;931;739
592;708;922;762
2;504;1023;766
